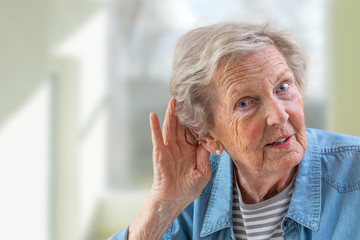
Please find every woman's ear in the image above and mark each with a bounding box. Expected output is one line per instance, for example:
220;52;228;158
198;131;223;156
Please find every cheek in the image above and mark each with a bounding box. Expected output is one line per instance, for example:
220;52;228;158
217;115;242;142
214;115;243;147
241;120;264;145
287;97;307;149
288;98;305;129
227;115;265;148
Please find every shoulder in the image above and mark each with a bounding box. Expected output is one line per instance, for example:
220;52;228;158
306;128;360;192
306;128;360;148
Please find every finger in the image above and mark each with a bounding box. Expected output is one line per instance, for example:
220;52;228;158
189;129;200;144
162;98;176;145
175;111;187;141
162;100;171;144
196;144;211;176
150;112;164;148
185;128;197;145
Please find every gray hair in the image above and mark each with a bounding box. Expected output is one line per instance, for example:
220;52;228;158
169;22;307;136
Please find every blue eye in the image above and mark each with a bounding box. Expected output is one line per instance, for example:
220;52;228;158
237;99;252;108
277;83;289;93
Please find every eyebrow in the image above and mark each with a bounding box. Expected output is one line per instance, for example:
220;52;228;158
224;67;293;101
276;68;293;80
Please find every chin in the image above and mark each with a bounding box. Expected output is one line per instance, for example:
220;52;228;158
282;152;303;168
265;151;303;172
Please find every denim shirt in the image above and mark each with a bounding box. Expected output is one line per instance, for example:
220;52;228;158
109;128;360;240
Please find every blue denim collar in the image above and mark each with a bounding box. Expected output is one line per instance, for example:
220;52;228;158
286;129;321;231
200;151;234;238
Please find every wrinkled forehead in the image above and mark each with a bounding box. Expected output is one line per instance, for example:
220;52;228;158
212;45;289;88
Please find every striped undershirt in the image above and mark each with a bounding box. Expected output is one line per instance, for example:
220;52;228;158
232;172;295;240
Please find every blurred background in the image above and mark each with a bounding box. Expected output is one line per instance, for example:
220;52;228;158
1;0;359;239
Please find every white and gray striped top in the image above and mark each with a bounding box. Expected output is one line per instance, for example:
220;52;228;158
232;174;295;240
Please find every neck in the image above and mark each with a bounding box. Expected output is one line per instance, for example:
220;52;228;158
234;164;297;204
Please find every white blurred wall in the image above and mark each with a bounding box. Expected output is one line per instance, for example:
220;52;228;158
0;0;108;240
1;0;360;240
0;1;50;239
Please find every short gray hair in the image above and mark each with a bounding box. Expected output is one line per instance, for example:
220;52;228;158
169;22;307;136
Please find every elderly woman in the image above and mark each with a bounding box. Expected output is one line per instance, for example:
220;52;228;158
109;22;360;239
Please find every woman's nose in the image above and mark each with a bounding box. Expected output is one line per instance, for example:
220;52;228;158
266;99;289;126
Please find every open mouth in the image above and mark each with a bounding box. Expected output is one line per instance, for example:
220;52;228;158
266;136;290;146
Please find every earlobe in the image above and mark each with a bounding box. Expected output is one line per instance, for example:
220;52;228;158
199;132;223;156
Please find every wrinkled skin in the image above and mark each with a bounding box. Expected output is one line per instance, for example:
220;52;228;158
203;45;307;203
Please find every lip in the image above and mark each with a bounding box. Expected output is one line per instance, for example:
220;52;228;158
266;135;293;149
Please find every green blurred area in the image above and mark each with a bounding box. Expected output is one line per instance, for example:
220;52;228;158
330;0;360;137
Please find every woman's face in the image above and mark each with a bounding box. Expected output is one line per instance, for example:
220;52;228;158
210;45;307;174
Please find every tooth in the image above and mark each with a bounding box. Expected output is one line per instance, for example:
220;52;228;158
272;137;288;145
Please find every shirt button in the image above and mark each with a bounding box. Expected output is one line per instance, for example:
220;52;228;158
283;220;289;227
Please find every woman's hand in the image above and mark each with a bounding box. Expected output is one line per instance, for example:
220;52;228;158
128;98;211;240
149;98;211;207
